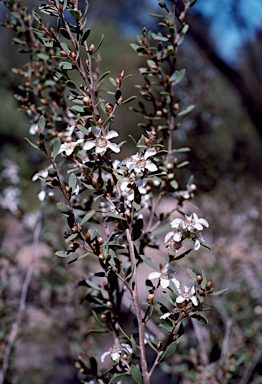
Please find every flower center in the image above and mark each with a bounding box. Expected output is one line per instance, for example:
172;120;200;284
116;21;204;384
96;137;107;148
136;158;146;169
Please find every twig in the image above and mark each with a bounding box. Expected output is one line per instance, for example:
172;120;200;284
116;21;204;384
219;319;232;362
0;205;44;384
191;318;209;366
239;347;262;384
126;228;149;384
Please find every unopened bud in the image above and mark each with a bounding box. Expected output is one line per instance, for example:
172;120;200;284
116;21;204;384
197;275;203;284
60;50;68;57
70;51;76;60
88;44;95;53
147;294;154;304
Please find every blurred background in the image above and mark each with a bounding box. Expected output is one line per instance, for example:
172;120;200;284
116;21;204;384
0;0;262;383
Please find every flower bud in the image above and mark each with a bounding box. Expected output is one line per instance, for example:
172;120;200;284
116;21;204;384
197;275;203;284
60;50;68;57
97;237;103;245
147;294;154;304
206;281;212;289
88;44;95;53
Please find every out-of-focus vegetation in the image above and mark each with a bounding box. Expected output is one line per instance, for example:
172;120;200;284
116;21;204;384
0;0;262;383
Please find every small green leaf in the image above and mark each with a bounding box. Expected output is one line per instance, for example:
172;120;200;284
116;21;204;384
110;373;129;384
170;179;179;190
57;203;73;214
130;365;143;384
80;210;96;225
169;69;186;84
24;137;40;150
177;104;195;116
176;161;189;169
68;173;77;192
95;71;110;86
93;34;104;54
210;289;228;296
65;233;78;243
187;268;197;281
130;43;140;51
122;95;137;105
160;340;178;361
68;252;91;264
201;270;207;290
61;42;70;54
81;28;91;44
140;254;159;270
33;11;42;23
53;138;61;159
59;28;71;40
55;250;73;257
66;80;77;88
190;313;209;325
59;61;73;70
103;212;127;221
85;279;102;291
69;9;80;19
77;124;89;136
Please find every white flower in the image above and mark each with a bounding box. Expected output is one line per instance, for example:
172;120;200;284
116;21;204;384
160;312;172;320
101;343;132;363
184;213;209;232
126;148;157;174
37;189;54;201
173;278;198;306
29;123;38;135
58;139;84;156
83;127;120;154
148;263;177;289
32;168;49;181
166;213;209;251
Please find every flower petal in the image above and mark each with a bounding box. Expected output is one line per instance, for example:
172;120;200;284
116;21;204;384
176;295;186;304
164;232;174;243
148;272;161;281
144;148;156;159
191;296;198;306
171;218;184;228
145;162;157;172
101;351;110;362
160;312;171;319
108;143;120;153
173;232;182;242
106;130;119;140
198;218;209;227
194;239;201;250
171;277;180;289
111;351;120;362
160;278;170;289
83;141;96;150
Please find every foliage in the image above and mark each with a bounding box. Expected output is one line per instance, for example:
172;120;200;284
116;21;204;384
0;1;231;383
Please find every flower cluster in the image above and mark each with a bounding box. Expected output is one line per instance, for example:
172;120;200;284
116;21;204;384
165;213;209;251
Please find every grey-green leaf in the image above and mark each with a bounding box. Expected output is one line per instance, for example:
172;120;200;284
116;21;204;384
130;365;143;384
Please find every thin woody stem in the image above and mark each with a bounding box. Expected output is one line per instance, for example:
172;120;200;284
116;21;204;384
126;228;149;384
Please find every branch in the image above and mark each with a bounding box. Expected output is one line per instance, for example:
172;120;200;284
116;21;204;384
0;204;44;384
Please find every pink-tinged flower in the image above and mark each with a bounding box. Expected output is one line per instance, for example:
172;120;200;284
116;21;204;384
83;127;120;154
148;263;177;289
58;139;84;156
172;278;198;306
126;148;157;174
